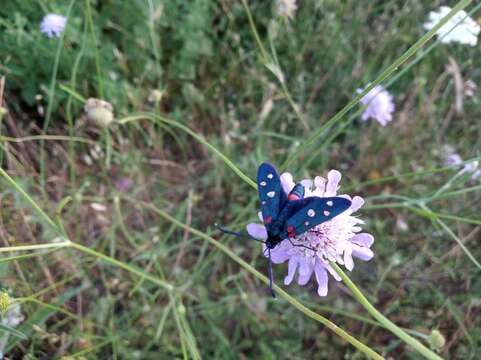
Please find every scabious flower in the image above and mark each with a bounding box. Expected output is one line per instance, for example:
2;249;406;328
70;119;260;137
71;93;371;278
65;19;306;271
423;6;480;46
247;170;375;296
357;85;395;126
276;0;297;20
443;145;481;181
40;14;67;38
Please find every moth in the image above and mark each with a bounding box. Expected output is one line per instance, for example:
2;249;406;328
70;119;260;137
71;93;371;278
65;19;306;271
219;163;352;297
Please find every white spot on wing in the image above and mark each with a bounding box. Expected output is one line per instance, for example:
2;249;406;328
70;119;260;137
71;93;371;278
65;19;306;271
267;173;274;179
261;201;266;205
326;201;333;206
307;209;315;217
260;181;267;186
304;221;309;226
267;191;275;198
324;210;330;216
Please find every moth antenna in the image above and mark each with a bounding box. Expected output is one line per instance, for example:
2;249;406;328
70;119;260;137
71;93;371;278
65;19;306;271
267;248;276;298
215;224;266;244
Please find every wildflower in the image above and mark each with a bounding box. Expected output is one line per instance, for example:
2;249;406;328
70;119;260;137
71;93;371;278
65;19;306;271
84;98;114;128
357;85;395;126
247;170;374;296
0;295;24;358
40;14;67;38
423;6;480;46
443;146;481;181
114;177;134;192
276;0;297;20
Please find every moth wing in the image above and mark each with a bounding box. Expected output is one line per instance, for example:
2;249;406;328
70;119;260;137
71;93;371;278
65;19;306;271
280;197;352;238
257;162;287;230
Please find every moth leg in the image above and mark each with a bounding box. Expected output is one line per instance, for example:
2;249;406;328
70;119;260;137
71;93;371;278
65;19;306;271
286;237;317;253
267;248;276;298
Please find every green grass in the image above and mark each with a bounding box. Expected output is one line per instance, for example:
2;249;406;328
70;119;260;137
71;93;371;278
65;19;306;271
1;0;480;358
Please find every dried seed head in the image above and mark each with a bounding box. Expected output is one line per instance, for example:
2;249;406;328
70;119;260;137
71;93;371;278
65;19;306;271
84;98;114;128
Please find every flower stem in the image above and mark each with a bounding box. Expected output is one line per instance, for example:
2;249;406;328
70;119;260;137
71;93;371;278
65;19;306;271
331;263;442;360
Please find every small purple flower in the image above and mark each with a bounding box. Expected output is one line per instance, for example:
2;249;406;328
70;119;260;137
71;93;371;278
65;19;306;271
40;14;67;38
247;169;375;297
357;85;395;126
114;177;134;192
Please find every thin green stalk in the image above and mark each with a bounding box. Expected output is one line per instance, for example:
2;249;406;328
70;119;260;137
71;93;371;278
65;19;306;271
331;263;442;360
0;135;95;145
85;0;104;98
0;241;71;253
281;0;473;170
118;113;257;189
39;0;76;188
133;199;383;360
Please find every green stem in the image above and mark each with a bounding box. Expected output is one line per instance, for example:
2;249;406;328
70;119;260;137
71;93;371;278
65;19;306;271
331;263;442;360
85;0;104;98
0;241;71;253
133;199;383;360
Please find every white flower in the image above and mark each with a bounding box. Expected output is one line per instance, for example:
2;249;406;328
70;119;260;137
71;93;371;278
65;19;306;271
247;170;374;297
40;14;67;38
423;6;480;46
276;0;297;19
357;85;395;126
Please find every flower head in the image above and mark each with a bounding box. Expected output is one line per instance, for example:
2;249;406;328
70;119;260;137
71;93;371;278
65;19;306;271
423;6;480;46
84;98;114;128
442;145;481;181
247;170;374;296
40;14;67;38
357;85;395;126
276;0;297;20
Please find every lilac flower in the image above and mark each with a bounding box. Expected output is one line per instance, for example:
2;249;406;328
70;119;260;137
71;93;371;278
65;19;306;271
443;146;481;181
40;14;67;38
424;6;480;46
357;85;395;126
247;170;374;296
114;177;134;192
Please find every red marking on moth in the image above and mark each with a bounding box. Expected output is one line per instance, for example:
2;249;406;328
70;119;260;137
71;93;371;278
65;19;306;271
264;216;272;224
287;194;300;201
287;225;295;233
288;232;296;238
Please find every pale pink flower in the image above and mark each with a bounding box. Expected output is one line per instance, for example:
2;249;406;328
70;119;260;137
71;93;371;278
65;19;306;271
247;170;374;297
357;85;395;126
40;14;67;38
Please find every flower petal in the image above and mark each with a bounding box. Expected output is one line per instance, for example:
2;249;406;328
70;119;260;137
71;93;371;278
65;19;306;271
297;260;313;285
280;172;295;195
325;170;342;196
246;223;267;240
284;257;299;285
323;262;342;281
349;196;365;212
313;176;326;195
270;245;290;264
314;265;329;296
351;233;374;248
344;247;354;271
351;243;374;261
